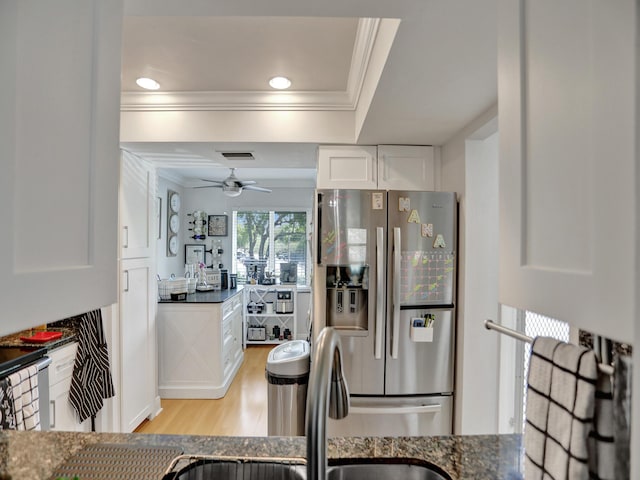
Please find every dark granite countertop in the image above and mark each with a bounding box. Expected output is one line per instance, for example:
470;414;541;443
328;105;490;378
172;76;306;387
0;327;76;351
159;286;244;304
0;431;524;480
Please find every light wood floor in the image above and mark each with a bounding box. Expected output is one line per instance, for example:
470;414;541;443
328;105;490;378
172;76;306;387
135;346;271;436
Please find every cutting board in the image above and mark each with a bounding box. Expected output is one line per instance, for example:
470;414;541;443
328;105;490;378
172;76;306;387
20;331;63;343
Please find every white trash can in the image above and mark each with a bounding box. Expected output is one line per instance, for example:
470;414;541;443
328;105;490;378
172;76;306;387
265;340;310;436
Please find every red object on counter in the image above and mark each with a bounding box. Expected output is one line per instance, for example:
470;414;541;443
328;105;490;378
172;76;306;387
20;331;63;343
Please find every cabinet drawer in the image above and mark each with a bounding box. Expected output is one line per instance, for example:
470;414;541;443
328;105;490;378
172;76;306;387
48;342;78;386
223;293;242;319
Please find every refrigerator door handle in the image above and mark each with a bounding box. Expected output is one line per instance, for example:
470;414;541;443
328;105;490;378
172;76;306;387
391;227;401;359
349;404;442;415
375;227;385;359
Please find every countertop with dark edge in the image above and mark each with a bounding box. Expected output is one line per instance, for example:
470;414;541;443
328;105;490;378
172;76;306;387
0;431;524;480
0;327;76;351
159;286;244;304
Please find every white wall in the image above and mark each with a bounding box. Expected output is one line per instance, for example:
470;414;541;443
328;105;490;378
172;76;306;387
440;104;498;434
460;131;500;434
157;176;186;279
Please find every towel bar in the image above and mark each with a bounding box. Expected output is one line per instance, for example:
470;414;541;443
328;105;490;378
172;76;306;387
484;319;614;376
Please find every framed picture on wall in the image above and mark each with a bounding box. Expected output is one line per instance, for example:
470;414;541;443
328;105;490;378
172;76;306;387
208;214;228;236
185;244;205;265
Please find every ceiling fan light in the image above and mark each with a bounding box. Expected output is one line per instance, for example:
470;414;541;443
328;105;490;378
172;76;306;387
223;186;242;197
269;76;291;90
136;77;160;90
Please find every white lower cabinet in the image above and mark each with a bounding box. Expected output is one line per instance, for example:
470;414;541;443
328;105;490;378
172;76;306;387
48;343;90;432
119;258;156;432
157;293;244;399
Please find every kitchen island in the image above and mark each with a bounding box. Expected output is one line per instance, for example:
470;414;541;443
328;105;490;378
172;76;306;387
0;430;523;479
157;288;245;399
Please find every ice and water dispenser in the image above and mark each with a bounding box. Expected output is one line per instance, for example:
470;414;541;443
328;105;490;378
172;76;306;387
324;265;369;332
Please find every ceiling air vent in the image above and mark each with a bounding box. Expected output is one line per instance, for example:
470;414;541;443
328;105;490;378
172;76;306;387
220;152;255;160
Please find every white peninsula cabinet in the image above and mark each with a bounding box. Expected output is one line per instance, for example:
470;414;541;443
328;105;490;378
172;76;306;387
48;343;91;432
0;1;123;336
317;145;437;191
157;291;244;399
497;0;636;343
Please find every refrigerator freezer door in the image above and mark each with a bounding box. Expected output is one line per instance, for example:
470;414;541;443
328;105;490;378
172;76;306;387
338;335;384;395
387;191;457;307
315;189;387;395
385;309;455;395
327;395;453;437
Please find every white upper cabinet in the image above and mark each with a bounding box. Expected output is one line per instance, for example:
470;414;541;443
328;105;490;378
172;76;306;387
498;0;636;342
120;151;156;259
317;146;378;189
0;0;123;335
377;145;436;191
317;145;437;191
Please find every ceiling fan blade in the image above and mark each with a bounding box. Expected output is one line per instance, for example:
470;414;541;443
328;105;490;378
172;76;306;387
200;179;225;185
243;185;272;193
238;180;257;186
193;184;223;189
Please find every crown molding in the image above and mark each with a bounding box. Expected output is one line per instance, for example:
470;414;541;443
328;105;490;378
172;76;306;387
347;18;381;107
120;90;353;112
120;17;382;112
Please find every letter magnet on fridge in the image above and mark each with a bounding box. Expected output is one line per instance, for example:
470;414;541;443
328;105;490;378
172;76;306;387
407;209;421;224
421;223;434;238
433;234;446;248
399;197;410;212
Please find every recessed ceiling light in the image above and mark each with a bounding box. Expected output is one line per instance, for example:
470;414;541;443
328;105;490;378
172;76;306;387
136;77;160;90
269;76;292;90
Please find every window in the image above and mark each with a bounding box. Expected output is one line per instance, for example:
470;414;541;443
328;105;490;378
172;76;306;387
232;210;309;285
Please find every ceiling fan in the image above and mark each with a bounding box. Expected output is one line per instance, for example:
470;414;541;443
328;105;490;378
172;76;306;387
197;168;272;197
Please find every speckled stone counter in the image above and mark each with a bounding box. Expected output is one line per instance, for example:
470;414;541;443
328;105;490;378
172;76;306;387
0;431;524;480
159;286;244;304
0;327;76;351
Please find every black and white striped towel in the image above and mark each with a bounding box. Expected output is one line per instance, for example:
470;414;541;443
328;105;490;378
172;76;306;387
69;309;115;423
525;337;597;480
8;365;40;431
0;378;16;430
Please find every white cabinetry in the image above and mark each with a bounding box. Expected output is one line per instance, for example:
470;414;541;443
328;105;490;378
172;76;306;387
157;293;244;399
118;152;158;433
48;343;91;432
243;286;297;346
498;0;635;343
0;1;123;336
119;258;156;432
120;151;155;259
377;145;436;191
317;145;437;191
317;146;378;189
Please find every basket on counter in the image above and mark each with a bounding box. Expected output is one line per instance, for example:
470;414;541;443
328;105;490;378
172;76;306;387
158;277;188;300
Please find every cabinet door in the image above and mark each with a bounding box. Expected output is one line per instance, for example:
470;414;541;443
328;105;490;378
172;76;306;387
120;151;156;259
120;258;155;432
377;145;436;191
0;1;123;336
498;0;635;342
317;146;378;189
231;301;244;362
49;376;91;432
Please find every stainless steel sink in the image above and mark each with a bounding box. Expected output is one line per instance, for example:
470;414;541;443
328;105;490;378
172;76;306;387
163;457;307;480
327;460;452;480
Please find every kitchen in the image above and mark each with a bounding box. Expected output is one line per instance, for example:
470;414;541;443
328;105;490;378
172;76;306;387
0;0;638;479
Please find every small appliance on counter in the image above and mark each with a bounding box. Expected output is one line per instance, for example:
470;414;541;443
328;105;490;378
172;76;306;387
276;290;294;313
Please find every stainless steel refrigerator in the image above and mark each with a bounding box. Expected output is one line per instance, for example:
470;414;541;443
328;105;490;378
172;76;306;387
313;189;456;437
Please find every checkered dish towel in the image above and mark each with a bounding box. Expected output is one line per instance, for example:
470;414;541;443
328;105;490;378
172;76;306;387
8;365;40;431
525;337;597;480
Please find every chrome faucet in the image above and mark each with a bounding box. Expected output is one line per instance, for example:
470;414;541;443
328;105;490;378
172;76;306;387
306;327;350;480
